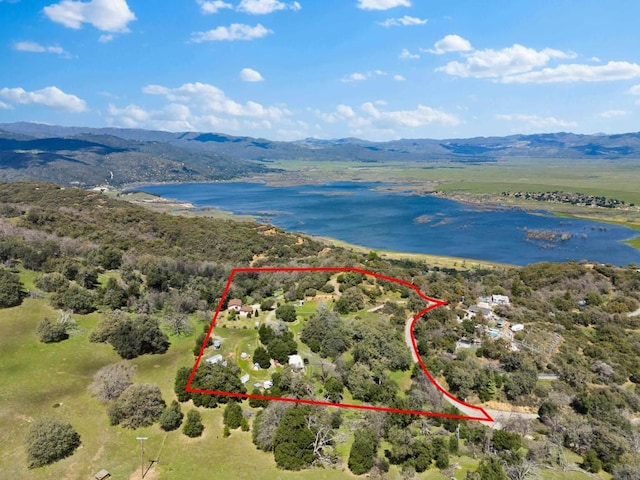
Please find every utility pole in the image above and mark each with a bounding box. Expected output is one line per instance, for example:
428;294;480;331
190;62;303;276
136;436;148;479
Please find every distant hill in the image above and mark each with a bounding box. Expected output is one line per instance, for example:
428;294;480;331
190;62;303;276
0;126;273;187
1;122;640;187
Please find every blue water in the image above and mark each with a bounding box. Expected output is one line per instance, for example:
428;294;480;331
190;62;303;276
136;182;639;266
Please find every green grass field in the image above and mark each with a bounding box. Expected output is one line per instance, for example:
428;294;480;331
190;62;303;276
267;158;640;205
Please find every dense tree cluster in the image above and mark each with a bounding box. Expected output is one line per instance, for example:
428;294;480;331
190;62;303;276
257;323;298;364
300;308;351;358
182;361;246;408
90;310;169;359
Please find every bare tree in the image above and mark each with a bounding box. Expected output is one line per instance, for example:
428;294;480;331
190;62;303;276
305;409;347;467
163;312;193;336
89;361;136;402
505;458;540;480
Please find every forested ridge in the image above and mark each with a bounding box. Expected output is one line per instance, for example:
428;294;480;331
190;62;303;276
1;181;639;479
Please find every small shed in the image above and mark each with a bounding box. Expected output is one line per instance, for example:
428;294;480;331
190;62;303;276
253;382;263;389
213;340;221;349
264;380;273;389
206;354;224;365
240;374;250;384
288;354;304;371
94;470;110;480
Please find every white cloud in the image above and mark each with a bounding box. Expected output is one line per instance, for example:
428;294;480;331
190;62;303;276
43;0;136;33
13;41;70;56
360;102;459;128
501;61;640;84
379;15;426;27
319;102;459;138
437;44;573;79
0;86;87;112
630;85;640;95
0;100;12;110
191;23;272;42
342;72;368;83
108;82;296;135
141;82;289;120
496;114;577;130
336;104;355;118
107;103;195;131
357;0;410;10
341;70;391;82
197;0;232;14
399;48;419;60
599;110;628;118
426;34;472;54
237;0;301;14
240;68;264;82
393;74;406;81
98;34;113;43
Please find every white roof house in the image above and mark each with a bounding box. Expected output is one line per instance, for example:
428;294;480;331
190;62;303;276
206;354;224;365
510;323;524;332
288;354;304;371
240;374;250;384
491;295;510;305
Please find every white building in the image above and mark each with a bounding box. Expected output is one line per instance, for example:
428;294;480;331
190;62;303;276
288;354;304;371
510;323;524;332
491;295;510;306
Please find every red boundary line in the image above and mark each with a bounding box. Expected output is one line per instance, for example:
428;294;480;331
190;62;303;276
185;267;493;422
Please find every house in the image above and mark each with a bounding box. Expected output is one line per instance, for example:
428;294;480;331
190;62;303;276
468;305;493;318
495;318;506;328
240;374;250;384
263;380;273;389
510;323;525;332
239;305;254;316
491;295;510;306
206;354;224;365
228;299;243;312
213;340;221;349
288;354;304;371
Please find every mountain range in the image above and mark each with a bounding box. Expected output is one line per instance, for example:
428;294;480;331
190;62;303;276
1;122;639;187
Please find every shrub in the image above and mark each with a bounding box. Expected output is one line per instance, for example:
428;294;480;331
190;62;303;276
223;402;243;429
26;419;81;469
159;401;184;432
348;428;377;475
36;318;68;343
108;384;165;429
0;268;25;308
183;410;205;438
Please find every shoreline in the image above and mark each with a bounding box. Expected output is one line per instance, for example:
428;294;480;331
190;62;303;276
312;236;514;270
110;182;639;264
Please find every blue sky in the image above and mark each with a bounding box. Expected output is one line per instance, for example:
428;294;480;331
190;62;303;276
2;0;640;141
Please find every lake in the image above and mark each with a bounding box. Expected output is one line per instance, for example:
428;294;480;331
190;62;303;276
136;182;639;266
